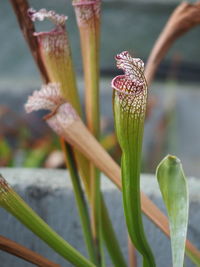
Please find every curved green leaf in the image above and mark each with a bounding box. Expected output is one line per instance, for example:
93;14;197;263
156;155;189;267
0;174;95;267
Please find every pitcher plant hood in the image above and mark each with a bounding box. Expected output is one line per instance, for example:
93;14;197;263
112;51;147;119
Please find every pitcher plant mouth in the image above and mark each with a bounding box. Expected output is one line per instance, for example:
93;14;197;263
28;7;81;110
28;8;69;56
112;51;147;118
111;75;145;96
72;0;101;26
28;8;67;32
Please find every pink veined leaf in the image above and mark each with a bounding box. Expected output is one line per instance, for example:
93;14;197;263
111;51;147;118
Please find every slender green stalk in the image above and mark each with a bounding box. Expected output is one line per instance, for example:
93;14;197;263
101;196;127;267
128;236;137;267
72;0;102;262
112;51;155;266
91;169;102;266
61;140;97;264
0;175;95;267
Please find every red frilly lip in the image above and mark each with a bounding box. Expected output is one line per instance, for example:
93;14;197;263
111;75;145;96
115;51;129;61
33;27;64;38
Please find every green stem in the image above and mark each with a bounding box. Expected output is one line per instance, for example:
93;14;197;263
119;110;155;267
62;141;97;264
90;168;102;266
0;177;95;267
101;196;127;267
84;27;102;267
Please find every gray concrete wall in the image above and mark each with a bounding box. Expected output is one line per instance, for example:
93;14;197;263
0;168;200;266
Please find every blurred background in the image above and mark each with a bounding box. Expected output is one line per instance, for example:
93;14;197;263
1;0;200;176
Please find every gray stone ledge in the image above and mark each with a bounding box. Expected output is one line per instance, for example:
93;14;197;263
1;167;200;201
0;168;200;266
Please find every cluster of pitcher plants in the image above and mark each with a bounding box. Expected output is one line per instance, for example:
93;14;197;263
1;0;200;266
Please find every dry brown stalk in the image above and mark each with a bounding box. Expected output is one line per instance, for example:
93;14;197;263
145;1;200;85
9;0;49;83
0;235;60;267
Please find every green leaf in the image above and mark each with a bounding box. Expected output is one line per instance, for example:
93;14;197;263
156;155;189;267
